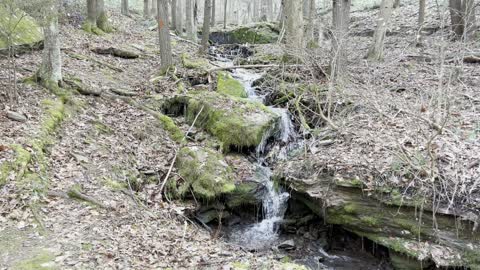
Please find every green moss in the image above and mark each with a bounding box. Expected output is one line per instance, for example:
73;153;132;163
334;177;363;188
81;21;104;35
360;216;379;227
176;146;235;200
93;121;113;135
0;7;43;51
181;53;209;70
40;99;65;134
227;23;279;44
226;181;260;208
96;13;113;33
12;250;56;270
280;262;308;270
182;91;279;151
231;262;250;270
216;72;247;98
157;114;184;143
343;203;358;214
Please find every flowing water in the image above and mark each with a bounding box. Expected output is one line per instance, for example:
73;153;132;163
222;64;295;250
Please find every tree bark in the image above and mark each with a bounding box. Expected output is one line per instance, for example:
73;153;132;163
86;0;97;27
463;0;476;39
186;0;196;41
144;0;151;18
176;0;183;35
417;0;426;44
151;0;158;17
449;0;464;37
158;0;173;69
39;2;62;85
97;0;112;32
331;0;351;77
367;0;395;60
121;0;129;15
172;0;177;30
223;0;227;29
211;0;216;26
200;0;212;54
305;0;316;47
285;0;304;53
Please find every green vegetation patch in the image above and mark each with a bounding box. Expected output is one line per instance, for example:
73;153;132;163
181;53;210;70
226;181;260;208
175;146;235;200
183;91;279;151
12;250;56;270
0;7;43;52
216;72;247;98
228;23;279;44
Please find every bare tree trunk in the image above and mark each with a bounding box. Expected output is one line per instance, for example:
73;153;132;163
285;0;304;54
211;0;216;26
97;0;113;32
151;0;158;17
39;2;62;86
176;0;183;35
331;0;351;77
186;0;196;40
449;0;464;37
158;0;173;69
121;0;129;15
463;0;476;39
172;0;177;30
367;0;395;60
416;0;426;44
84;0;97;31
393;0;400;8
144;0;151;18
266;0;273;21
223;0;227;29
305;0;316;47
200;0;212;54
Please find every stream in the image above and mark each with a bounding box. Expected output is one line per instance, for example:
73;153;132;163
207;46;391;269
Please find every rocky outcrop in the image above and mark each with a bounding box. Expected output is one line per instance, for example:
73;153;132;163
275;159;480;269
210;23;279;45
0;7;43;53
163;90;279;151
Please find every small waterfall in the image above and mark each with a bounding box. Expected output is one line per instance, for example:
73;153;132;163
228;166;290;250
270;107;294;144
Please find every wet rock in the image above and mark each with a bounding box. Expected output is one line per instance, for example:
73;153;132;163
175;146;235;200
0;7;43;54
278;239;295;250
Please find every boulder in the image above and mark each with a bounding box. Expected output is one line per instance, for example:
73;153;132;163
210;23;279;45
0;7;43;53
163;91;279;151
175;146;235;200
216;71;247;98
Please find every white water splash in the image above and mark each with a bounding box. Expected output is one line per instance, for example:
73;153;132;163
229;166;289;250
270;107;294;144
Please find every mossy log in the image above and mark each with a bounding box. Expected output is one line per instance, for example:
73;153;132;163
91;47;139;59
162;91;279;151
275;160;480;269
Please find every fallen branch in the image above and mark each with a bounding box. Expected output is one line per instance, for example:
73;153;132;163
48;188;113;210
91;47;140;59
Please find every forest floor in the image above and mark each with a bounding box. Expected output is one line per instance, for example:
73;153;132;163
1;0;479;269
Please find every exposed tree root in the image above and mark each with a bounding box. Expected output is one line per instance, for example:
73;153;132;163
65;51;123;72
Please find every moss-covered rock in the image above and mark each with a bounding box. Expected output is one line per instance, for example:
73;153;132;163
0;7;43;53
164;91;279;151
226;181;259;208
181;53;210;70
276;159;480;269
210;23;279;44
216;72;247;98
175;146;235;200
